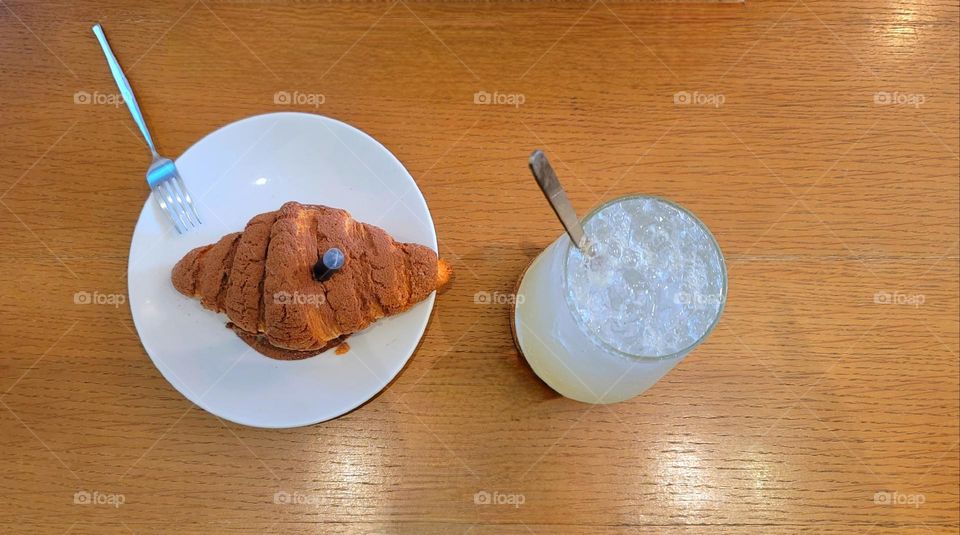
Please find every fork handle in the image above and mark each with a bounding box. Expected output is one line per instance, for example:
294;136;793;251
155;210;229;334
92;24;158;157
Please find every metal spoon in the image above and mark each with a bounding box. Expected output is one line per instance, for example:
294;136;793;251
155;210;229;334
528;150;588;250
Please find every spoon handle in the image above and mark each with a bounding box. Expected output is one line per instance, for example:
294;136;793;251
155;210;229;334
528;150;587;249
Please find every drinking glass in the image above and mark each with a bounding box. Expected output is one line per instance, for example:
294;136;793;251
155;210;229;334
513;194;727;403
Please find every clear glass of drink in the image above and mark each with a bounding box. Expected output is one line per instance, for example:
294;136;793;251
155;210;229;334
513;194;727;403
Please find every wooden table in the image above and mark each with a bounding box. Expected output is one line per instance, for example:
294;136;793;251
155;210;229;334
1;1;957;533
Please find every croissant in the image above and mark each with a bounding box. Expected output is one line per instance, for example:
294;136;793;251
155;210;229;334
171;201;452;360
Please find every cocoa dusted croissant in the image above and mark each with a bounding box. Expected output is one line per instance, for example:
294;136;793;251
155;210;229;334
171;201;452;360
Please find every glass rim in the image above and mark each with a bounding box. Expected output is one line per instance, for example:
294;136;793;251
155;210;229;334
561;194;728;362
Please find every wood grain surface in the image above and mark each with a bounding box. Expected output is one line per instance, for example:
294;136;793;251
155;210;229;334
1;0;958;533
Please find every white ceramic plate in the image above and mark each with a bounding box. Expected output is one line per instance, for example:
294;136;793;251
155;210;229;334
128;112;437;428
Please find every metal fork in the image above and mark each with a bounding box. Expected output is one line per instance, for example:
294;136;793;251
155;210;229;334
92;23;201;234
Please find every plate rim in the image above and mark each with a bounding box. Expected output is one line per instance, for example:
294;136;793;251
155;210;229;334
127;111;437;428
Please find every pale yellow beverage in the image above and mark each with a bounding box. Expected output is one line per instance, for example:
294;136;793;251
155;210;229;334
514;195;726;403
